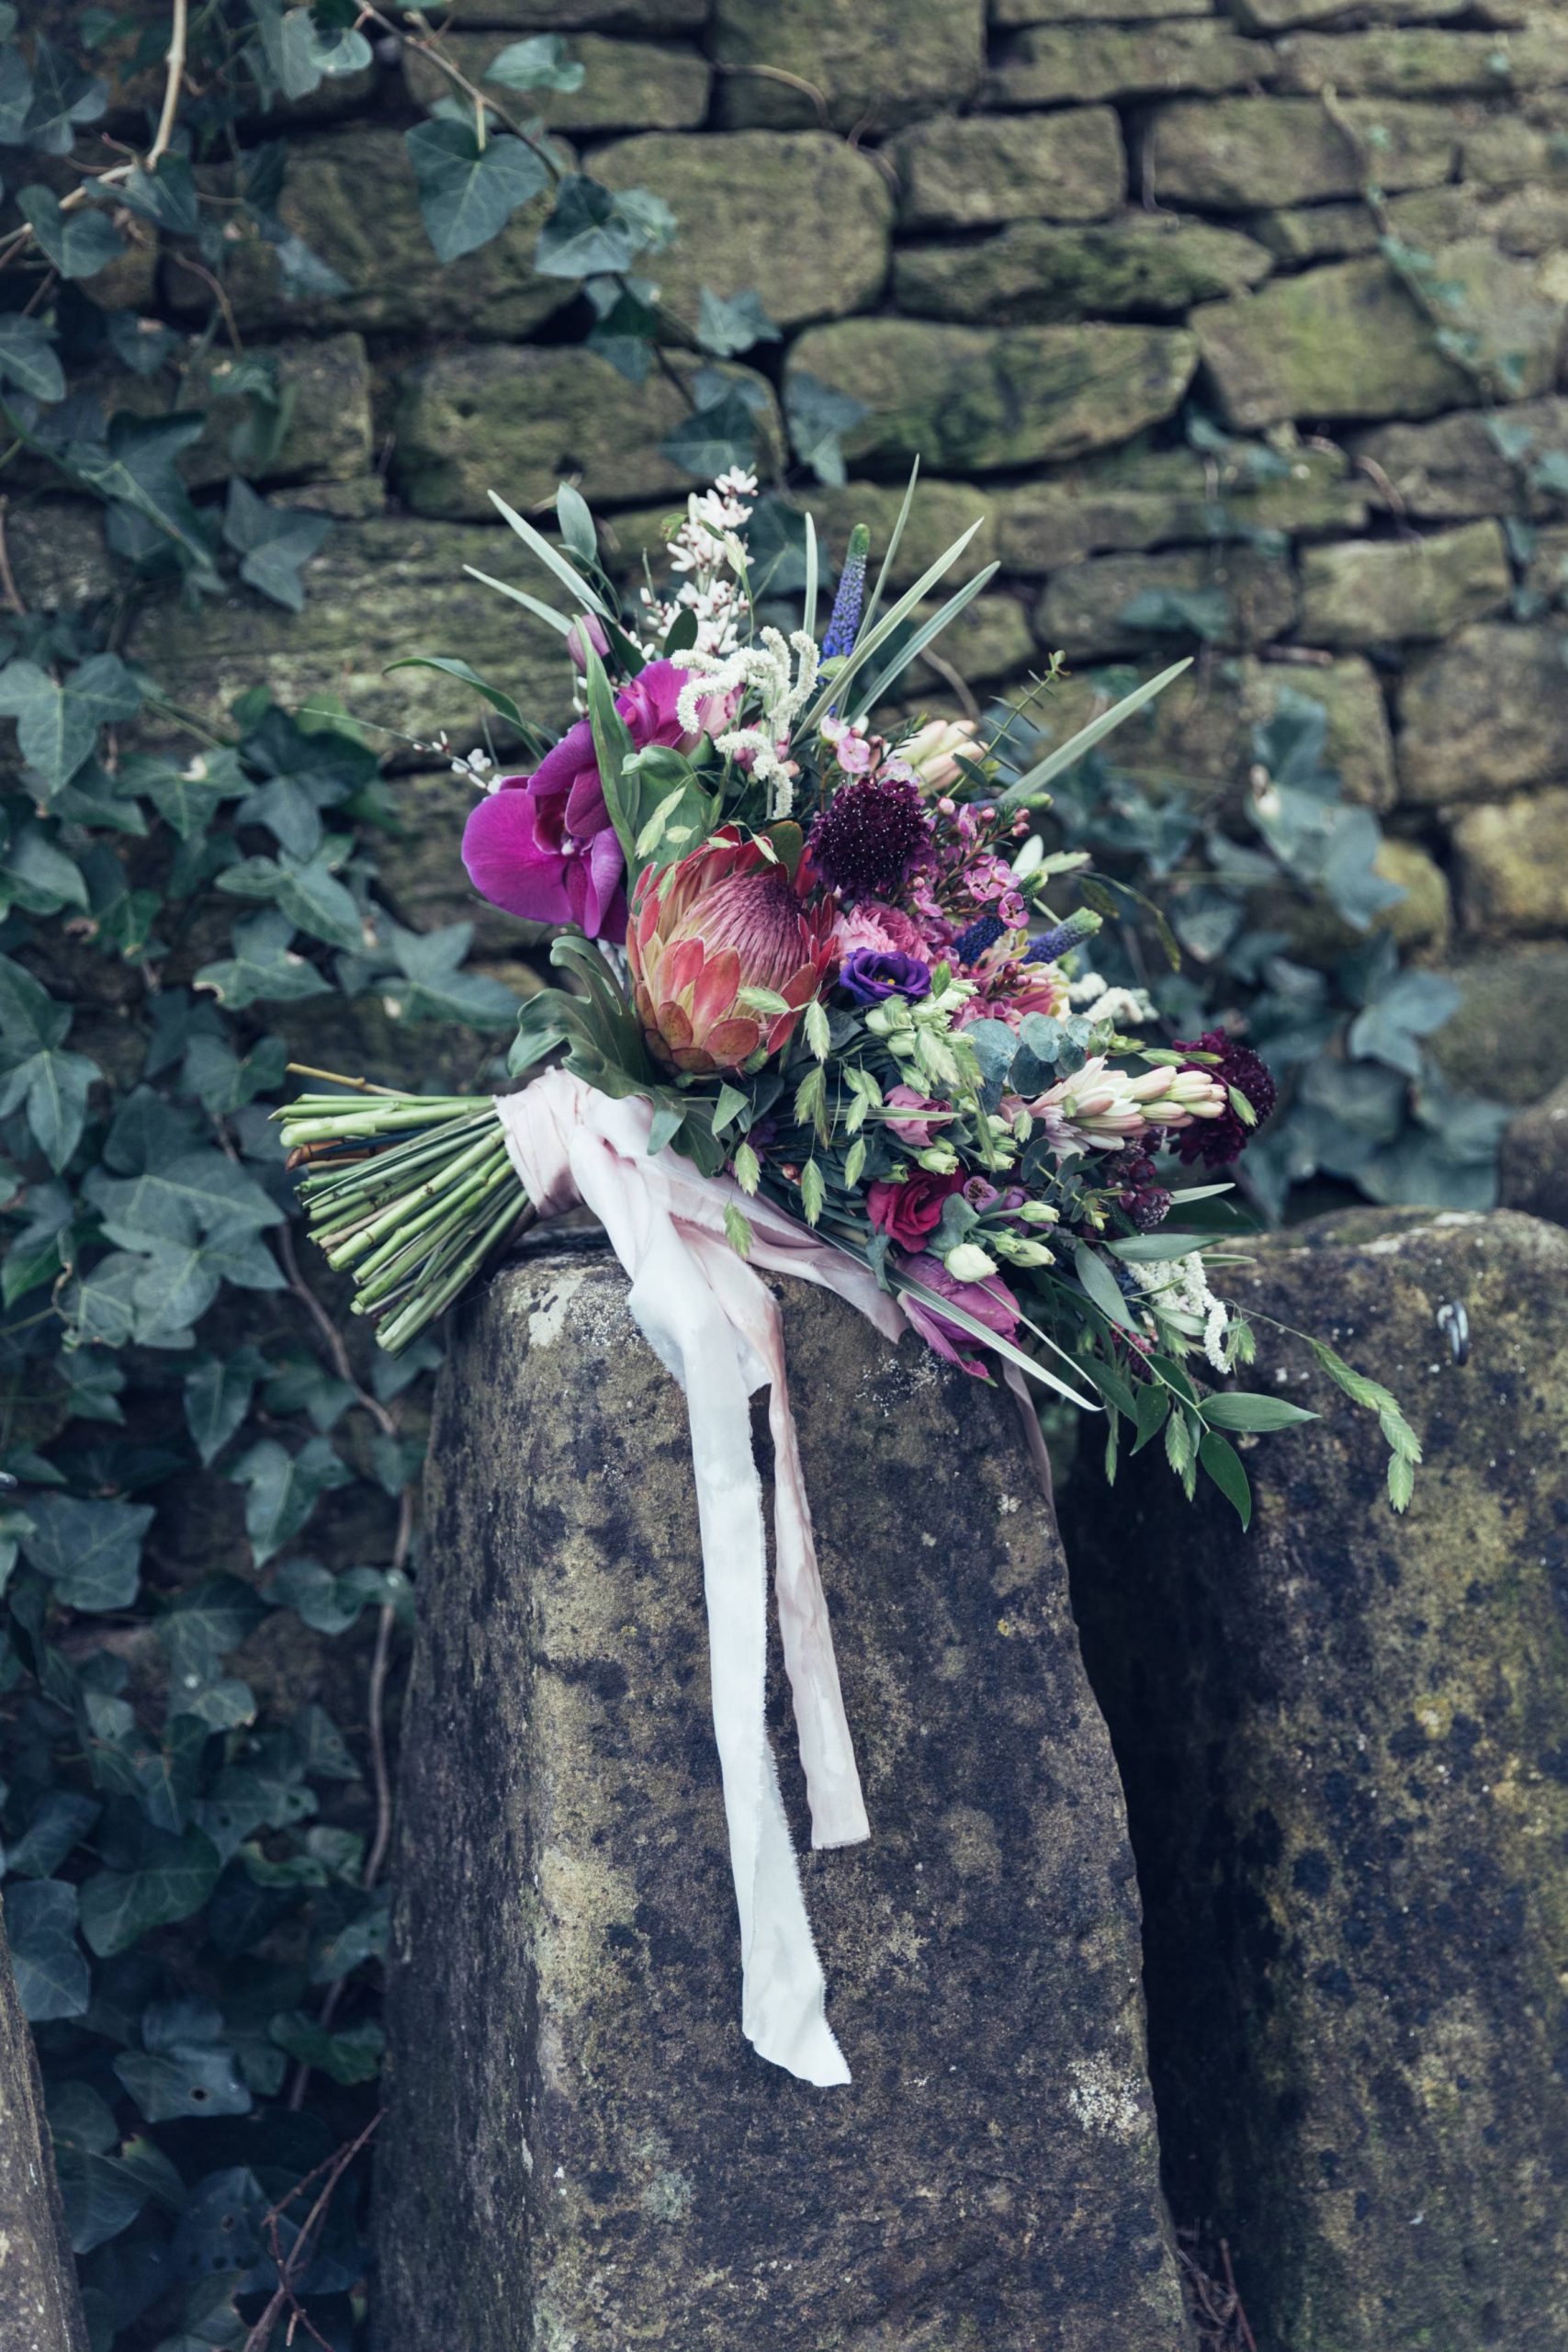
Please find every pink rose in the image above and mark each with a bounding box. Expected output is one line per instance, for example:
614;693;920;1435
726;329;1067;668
865;1169;964;1249
884;1085;943;1147
831;899;932;961
897;1251;1021;1380
461;660;735;944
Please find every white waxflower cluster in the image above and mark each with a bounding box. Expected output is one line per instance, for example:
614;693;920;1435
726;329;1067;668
1069;969;1157;1026
639;467;758;658
1131;1252;1232;1372
677;628;820;817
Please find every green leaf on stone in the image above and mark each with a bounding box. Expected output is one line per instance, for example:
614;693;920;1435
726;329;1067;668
217;848;366;954
194;910;333;1011
660;385;758;481
483;34;583;93
20;37;107;153
0;651;141;792
534;175;675;278
19;185;124;279
784;371;866;490
3;1880;90;2021
695;287;780;359
232;1436;352;1565
65;414;216;576
222;480;332;612
78;1826;222;1958
405;118;550;264
0;1046;100;1171
21;1494;153;1612
268;2008;385;2083
0;313;64;402
185;1350;266;1466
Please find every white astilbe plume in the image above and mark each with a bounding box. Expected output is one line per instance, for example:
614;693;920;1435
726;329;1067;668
1131;1251;1233;1372
678;628;820;817
640;467;757;657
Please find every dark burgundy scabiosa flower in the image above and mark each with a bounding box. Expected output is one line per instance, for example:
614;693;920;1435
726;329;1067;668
1115;1148;1173;1232
811;773;933;900
838;947;931;1006
1169;1028;1277;1167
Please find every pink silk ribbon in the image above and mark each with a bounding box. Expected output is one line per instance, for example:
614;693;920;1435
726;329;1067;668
492;1067;1042;2086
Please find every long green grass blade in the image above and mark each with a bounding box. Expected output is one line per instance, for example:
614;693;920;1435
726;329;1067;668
849;562;999;720
461;567;573;635
799;515;986;733
996;656;1193;807
857;457;919;647
487;489;612;619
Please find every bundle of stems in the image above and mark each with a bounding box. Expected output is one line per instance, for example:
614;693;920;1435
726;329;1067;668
275;1069;533;1352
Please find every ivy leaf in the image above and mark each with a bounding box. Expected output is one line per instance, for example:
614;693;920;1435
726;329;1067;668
65;413;217;577
3;823;88;914
185;1350;266;1466
1347;968;1461;1078
20;37;107;154
378;922;518;1026
484;34;583;93
268;1557;404;1635
78;1826;222;1958
232;1437;352;1565
0;1046;100;1170
0;651;141;792
114;2043;253;2123
4;1882;90;2022
130;746;249;841
221;480;331;612
535;175;675;277
268;2009;385;2084
784;371;866;488
5;1790;102;1880
0;314;64;403
18;183;124;278
117;154;199;237
218;845;366;954
194;910;333;1010
660;385;759;481
0;43;33;146
20;1494;153;1612
695;286;780;358
404;119;550;264
87;1149;283;1248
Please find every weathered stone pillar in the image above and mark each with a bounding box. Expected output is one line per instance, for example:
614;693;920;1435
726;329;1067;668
376;1247;1190;2351
1501;1079;1568;1227
0;1919;89;2352
1064;1207;1568;2349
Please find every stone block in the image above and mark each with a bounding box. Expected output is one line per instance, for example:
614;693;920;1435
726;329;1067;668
1453;787;1568;935
1299;520;1511;647
1232;0;1468;26
6;503;123;614
1352;395;1568;519
787;320;1198;474
1244;183;1481;265
374;1253;1190;2352
439;0;708;24
1064;1206;1568;2352
176;127;569;339
1146;96;1456;209
126;520;574;753
403;31;710;129
995;0;1211;18
1430;944;1568;1102
1191;254;1551;428
1273;28;1527;95
997;446;1366;571
1499;1078;1568;1223
1396;623;1568;803
393;345;782;517
1036;545;1299;662
0;1921;89;2352
890;107;1125;230
710;0;985;130
1013;653;1395;810
1462;98;1568;189
894;213;1272;324
592;131;892;327
910;591;1035;692
1523;522;1568;608
988;21;1275;107
798;481;1001;590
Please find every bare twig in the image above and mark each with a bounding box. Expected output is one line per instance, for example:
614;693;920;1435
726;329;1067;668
148;0;189;170
240;2110;384;2352
164;250;243;355
710;60;832;129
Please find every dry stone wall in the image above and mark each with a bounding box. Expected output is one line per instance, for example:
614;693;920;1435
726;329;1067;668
28;0;1568;1103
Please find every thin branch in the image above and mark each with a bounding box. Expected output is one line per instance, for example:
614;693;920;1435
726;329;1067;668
148;0;190;170
164;249;243;354
241;2111;384;2352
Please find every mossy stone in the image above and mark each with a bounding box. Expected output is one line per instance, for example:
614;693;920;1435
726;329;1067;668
375;1254;1190;2351
179;128;570;339
996;0;1211;18
1192;254;1539;429
1396;623;1568;803
1352;395;1568;520
799;480;1000;589
1035;544;1299;662
429;0;708;23
988;20;1274;108
890;107;1125;231
126;520;574;752
894;214;1273;325
998;445;1364;571
787;320;1197;475
1232;0;1469;27
710;0;985;131
392;345;782;518
403;31;709;130
1064;1208;1568;2352
1147;96;1456;210
1273;27;1526;95
6;502;122;615
1463;102;1568;192
1453;788;1568;937
0;1923;89;2352
1300;521;1512;648
1499;1079;1568;1224
1429;945;1568;1104
591;131;892;328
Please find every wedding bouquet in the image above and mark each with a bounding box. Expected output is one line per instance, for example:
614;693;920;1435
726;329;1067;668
276;467;1417;2084
278;466;1416;1521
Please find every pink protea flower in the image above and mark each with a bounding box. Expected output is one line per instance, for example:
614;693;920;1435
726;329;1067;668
898;1251;1021;1379
628;825;837;1075
461;660;735;944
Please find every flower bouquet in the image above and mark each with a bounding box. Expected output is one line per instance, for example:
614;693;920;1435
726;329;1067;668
276;468;1417;2081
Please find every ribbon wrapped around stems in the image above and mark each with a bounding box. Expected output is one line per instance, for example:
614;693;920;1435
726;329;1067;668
493;1067;1043;2085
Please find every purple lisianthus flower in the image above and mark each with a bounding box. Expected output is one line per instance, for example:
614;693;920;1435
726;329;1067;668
837;947;931;1006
